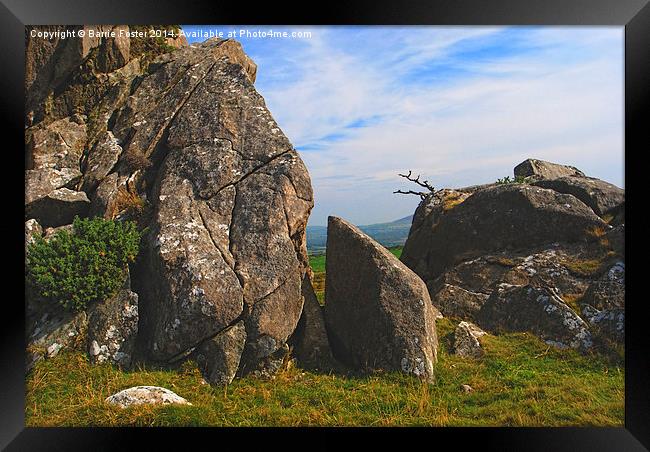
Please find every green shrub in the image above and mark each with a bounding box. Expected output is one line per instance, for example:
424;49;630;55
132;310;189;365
496;175;527;185
26;216;140;312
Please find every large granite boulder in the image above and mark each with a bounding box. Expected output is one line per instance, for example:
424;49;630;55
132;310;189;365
477;284;593;351
401;184;608;282
26;31;313;379
514;158;585;180
532;176;624;217
124;39;313;380
323;216;438;380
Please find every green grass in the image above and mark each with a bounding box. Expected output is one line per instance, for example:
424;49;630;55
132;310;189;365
25;317;623;426
26;244;623;426
308;253;326;273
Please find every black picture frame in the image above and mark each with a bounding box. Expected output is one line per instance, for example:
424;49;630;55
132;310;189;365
2;0;647;450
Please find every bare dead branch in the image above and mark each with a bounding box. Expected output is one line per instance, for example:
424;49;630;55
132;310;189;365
394;170;435;199
397;170;435;192
393;189;427;200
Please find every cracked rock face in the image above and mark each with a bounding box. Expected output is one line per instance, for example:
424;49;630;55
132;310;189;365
323;216;438;381
194;320;247;386
87;283;139;368
532;176;624;218
477;284;593;351
581;262;625;311
126;39;313;376
81;131;123;192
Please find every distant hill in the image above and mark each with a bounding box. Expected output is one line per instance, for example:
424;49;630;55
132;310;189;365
307;215;413;254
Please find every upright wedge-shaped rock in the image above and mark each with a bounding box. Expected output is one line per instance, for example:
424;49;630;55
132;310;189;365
324;216;438;380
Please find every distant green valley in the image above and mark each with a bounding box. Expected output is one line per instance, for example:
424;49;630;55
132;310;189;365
307;215;412;254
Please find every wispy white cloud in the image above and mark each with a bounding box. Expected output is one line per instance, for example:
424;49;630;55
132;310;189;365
185;26;624;226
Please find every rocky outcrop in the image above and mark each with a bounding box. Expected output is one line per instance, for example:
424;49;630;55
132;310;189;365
477;284;593;350
105;386;191;408
453;321;486;359
289;275;337;371
323;217;438;380
400;160;623;353
514;158;585;180
26;29;314;381
532;176;624;217
401;184;607;282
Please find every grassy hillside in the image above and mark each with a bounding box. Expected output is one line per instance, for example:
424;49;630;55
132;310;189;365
26;317;623;426
26;244;623;427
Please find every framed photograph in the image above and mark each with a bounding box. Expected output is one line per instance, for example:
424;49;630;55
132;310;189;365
3;0;647;449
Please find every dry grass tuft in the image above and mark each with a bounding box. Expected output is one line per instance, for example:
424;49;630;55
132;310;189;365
110;187;146;219
442;192;466;212
561;257;606;278
122;149;152;173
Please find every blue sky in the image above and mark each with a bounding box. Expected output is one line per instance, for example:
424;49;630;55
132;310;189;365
181;26;624;226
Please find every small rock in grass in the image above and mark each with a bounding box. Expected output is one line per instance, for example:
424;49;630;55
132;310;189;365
461;384;474;393
453;321;486;359
105;386;191;408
